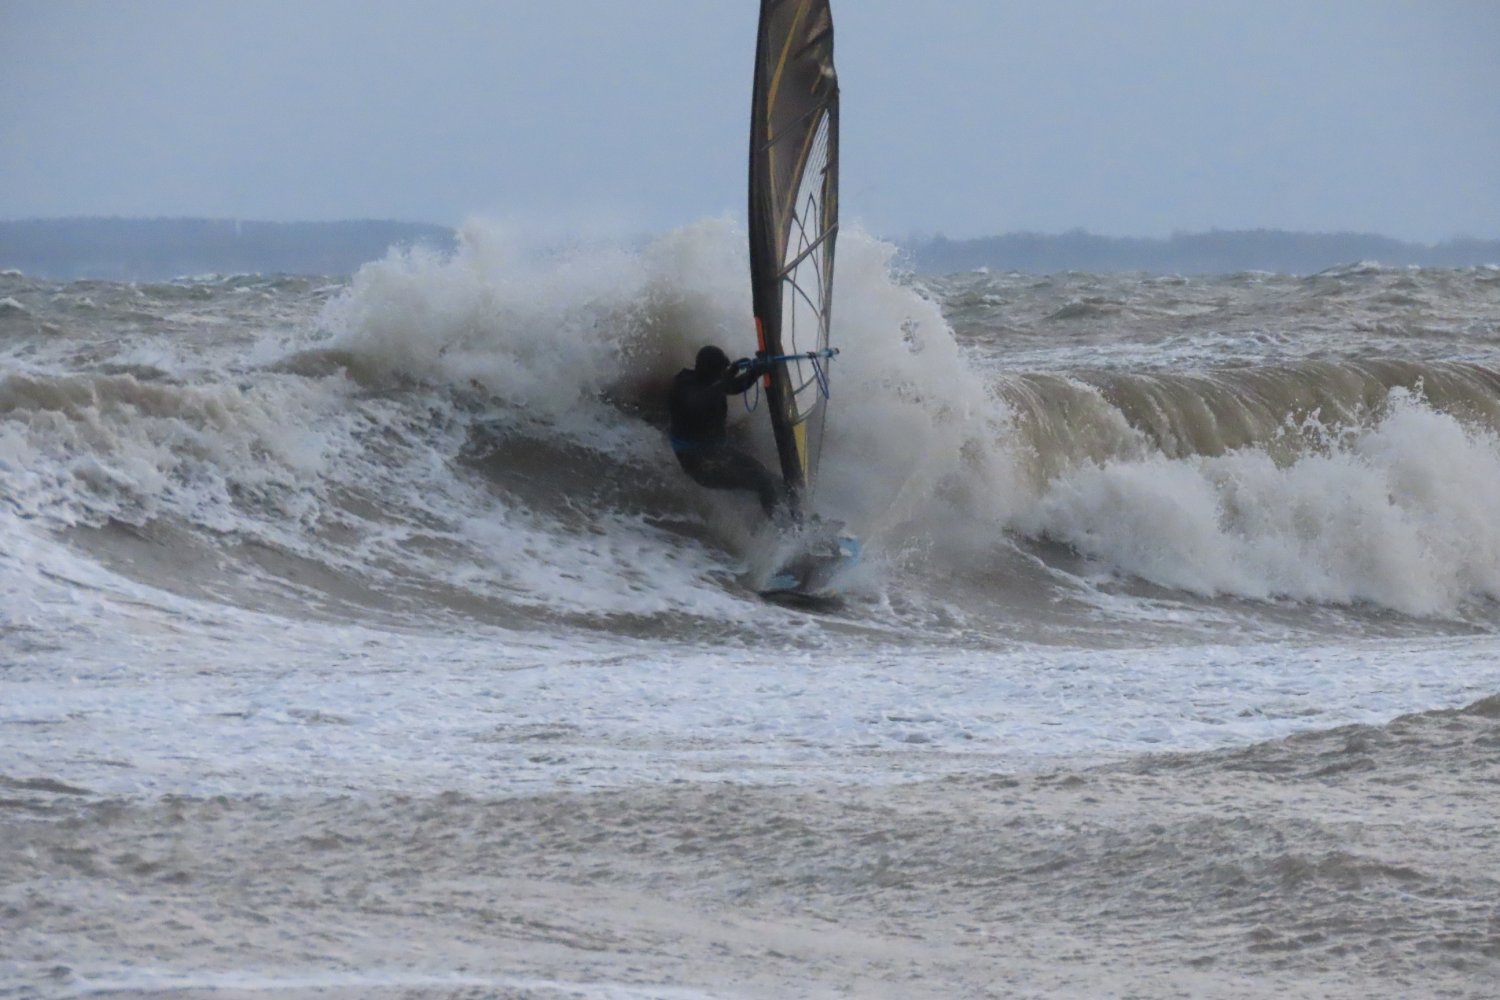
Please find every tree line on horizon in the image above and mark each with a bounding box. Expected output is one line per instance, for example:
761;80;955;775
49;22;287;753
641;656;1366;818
2;217;1498;281
0;217;456;282
907;228;1500;275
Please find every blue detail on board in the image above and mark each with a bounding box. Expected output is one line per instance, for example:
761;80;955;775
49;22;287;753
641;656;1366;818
760;531;861;599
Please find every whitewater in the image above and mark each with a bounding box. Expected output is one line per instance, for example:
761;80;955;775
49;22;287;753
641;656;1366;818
3;221;1499;998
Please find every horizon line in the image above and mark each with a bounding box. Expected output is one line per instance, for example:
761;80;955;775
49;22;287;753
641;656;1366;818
3;215;1497;248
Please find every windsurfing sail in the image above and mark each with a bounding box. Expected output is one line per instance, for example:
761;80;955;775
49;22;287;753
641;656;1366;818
748;0;839;515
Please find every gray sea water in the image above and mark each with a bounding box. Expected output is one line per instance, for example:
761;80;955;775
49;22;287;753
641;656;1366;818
3;221;1500;997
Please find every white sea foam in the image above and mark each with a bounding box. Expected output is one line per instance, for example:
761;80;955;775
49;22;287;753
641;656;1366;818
13;219;1500;627
1013;388;1500;616
6;223;1500;815
319;223;647;418
0;370;361;533
8;521;1500;799
9;226;1500;1000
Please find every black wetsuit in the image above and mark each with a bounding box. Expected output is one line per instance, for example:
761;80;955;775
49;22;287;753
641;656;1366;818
668;364;783;518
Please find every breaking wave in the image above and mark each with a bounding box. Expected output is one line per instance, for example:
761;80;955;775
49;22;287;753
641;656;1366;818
4;223;1500;637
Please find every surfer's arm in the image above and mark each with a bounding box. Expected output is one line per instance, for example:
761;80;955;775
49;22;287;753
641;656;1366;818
722;356;772;394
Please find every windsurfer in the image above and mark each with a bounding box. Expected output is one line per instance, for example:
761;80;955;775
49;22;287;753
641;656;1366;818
668;345;785;520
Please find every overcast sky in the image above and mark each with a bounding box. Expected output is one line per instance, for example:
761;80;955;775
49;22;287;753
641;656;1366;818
3;0;1498;241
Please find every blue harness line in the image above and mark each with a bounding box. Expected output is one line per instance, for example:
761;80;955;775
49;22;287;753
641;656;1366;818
808;350;832;400
738;348;839;412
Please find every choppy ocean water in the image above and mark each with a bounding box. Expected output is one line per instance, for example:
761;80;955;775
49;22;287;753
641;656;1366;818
4;222;1499;997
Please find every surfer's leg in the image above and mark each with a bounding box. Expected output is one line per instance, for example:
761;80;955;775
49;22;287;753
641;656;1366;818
678;448;783;519
734;452;784;521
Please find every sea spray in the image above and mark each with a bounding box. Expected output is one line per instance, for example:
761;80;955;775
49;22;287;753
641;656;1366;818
1010;388;1500;615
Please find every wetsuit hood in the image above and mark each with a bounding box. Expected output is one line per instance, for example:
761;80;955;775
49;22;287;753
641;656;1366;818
694;345;731;381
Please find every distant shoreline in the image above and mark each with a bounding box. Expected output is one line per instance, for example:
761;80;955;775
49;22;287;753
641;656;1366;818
0;217;456;282
2;217;1498;281
905;229;1500;276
